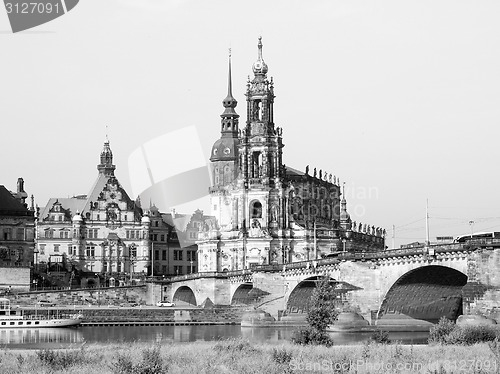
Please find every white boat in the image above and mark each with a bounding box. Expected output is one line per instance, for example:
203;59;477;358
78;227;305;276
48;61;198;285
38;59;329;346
0;298;83;328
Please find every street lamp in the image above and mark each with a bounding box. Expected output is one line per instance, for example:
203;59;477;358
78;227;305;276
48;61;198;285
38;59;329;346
469;220;475;240
190;260;193;274
342;238;347;253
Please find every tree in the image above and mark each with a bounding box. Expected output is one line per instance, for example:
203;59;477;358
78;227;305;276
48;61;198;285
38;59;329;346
292;276;339;346
307;276;339;331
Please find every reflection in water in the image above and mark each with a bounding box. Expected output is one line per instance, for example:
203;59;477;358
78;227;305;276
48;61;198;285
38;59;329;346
0;328;83;349
0;325;430;349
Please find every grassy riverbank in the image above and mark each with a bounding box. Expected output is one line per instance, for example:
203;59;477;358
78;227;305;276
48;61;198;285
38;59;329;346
1;339;500;373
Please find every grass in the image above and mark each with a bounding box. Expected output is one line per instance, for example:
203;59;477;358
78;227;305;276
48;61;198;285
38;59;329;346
0;338;500;373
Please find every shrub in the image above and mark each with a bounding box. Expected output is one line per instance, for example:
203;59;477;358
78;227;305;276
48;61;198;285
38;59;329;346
36;348;86;370
444;325;498;345
271;348;293;365
114;354;135;374
429;317;500;345
291;327;333;347
112;346;167;374
371;330;391;344
428;317;457;344
213;338;256;353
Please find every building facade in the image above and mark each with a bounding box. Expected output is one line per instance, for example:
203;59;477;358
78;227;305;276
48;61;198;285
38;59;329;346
0;178;35;291
197;38;385;272
36;141;151;283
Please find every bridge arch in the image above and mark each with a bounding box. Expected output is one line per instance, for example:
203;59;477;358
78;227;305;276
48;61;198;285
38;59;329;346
379;265;467;323
231;283;271;305
286;276;350;314
173;286;197;306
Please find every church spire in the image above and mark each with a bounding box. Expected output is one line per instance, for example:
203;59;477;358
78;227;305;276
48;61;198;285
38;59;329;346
220;49;239;137
252;36;268;76
222;49;237;112
97;138;116;176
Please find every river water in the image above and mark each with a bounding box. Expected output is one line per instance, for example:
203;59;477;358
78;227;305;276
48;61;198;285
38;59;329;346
0;325;429;349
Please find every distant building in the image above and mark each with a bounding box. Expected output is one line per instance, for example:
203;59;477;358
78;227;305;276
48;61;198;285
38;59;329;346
36;141;151;285
158;209;213;275
197;38;385;272
0;178;35;291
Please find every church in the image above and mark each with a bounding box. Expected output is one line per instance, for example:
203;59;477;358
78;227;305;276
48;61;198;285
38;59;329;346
197;38;386;272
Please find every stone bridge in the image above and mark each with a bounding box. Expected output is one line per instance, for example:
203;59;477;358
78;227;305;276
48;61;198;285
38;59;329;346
153;240;500;323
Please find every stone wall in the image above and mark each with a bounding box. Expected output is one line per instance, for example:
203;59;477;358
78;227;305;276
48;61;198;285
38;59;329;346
14;286;148;306
0;266;30;292
19;306;247;324
464;249;500;320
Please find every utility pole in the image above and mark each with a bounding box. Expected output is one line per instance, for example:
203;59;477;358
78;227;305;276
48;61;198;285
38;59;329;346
425;199;430;246
392;225;395;249
313;220;317;259
151;242;154;277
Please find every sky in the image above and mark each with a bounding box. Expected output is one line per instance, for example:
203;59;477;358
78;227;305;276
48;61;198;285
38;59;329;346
1;0;500;248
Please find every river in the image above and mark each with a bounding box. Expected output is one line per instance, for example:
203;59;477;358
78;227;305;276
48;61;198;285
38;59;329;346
0;325;429;349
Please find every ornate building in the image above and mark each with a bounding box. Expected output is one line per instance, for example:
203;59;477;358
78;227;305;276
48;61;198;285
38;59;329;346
0;178;35;267
36;141;151;284
197;38;385;272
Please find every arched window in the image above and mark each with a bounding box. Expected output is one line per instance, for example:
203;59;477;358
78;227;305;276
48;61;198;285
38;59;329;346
250;200;262;218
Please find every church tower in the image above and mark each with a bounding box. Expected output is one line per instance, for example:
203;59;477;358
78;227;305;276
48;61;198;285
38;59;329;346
240;36;283;186
97;139;116;176
209;52;240;230
236;37;285;233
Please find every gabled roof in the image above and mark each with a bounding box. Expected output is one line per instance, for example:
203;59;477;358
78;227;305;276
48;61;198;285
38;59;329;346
38;197;86;221
0;185;33;216
39;173;141;221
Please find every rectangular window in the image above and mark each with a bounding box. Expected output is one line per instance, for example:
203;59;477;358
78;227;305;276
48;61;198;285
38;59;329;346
3;228;11;240
174;266;182;275
68;245;72;255
153;234;158;241
155;250;159;261
87;229;98;239
126;230;130;239
59;231;64;239
53;244;60;253
86;246;95;257
130;230;135;239
162;265;167;274
39;244;45;255
16;228;24;240
174;250;183;261
160;234;165;242
162;250;167;261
